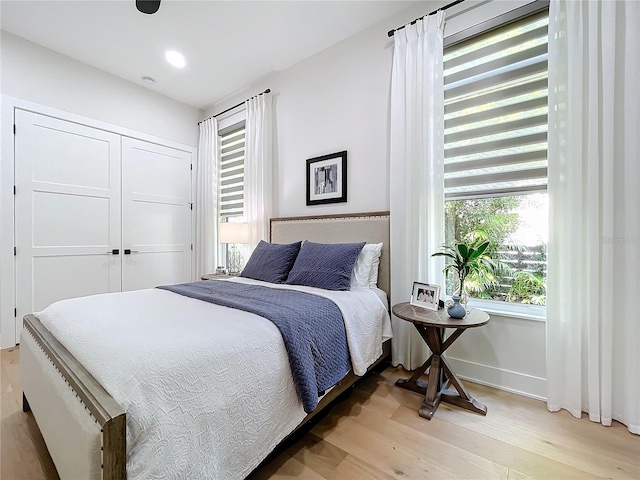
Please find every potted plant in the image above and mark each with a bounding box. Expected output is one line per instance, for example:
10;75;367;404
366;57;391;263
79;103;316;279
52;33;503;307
432;239;497;318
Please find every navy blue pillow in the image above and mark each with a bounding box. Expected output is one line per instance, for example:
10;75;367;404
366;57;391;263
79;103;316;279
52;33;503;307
240;240;302;284
285;241;366;291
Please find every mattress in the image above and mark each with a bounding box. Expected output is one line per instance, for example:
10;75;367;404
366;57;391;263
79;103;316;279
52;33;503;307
35;278;392;479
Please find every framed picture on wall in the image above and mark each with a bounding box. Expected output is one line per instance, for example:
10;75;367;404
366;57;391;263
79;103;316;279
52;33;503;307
306;151;347;206
410;282;441;311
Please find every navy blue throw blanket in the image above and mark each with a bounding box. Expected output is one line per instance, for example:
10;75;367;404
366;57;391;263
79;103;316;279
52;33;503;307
157;280;351;413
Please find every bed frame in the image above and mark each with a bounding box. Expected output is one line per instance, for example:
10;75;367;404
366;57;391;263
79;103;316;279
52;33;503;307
20;211;391;480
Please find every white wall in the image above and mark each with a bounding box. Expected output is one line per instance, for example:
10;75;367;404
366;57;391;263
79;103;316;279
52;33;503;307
204;0;547;399
0;31;201;348
203;3;436;217
448;314;546;399
1;31;200;146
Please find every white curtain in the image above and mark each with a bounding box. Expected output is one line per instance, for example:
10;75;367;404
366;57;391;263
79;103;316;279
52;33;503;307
195;118;220;278
546;0;639;434
389;12;446;370
244;93;273;248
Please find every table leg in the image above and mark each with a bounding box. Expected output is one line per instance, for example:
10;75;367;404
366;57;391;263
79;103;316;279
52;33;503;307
440;356;487;416
395;351;433;394
419;353;441;419
395;325;486;419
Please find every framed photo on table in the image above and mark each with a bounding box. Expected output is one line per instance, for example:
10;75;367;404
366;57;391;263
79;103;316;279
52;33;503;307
306;151;347;206
410;282;440;311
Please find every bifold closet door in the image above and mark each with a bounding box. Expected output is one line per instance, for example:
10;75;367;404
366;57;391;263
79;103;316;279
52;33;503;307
121;137;191;291
15;110;122;339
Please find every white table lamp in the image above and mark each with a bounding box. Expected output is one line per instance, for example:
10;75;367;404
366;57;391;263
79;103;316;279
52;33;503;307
219;222;250;273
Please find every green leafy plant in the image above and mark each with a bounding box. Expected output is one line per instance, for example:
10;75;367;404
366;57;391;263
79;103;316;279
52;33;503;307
432;239;498;296
506;271;547;305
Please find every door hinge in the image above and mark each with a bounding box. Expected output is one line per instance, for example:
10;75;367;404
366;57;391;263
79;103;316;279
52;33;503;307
190;164;193;171
13;124;16;135
190;244;193;251
14;308;17;318
14;247;17;256
190;203;193;211
13;185;16;195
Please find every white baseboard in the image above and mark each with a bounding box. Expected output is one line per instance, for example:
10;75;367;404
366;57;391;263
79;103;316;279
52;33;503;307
446;356;547;401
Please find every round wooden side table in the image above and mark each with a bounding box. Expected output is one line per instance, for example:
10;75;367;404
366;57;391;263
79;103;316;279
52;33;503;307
392;302;490;420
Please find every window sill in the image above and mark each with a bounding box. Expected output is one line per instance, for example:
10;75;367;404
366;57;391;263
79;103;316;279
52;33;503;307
467;299;546;322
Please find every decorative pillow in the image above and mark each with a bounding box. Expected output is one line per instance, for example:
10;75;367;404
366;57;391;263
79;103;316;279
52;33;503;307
239;240;302;284
350;243;383;288
285;241;366;291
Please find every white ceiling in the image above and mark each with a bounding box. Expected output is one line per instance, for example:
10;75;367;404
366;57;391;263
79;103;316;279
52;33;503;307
1;0;415;110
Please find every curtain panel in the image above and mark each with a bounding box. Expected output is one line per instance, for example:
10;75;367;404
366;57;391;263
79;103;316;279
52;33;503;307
244;93;273;248
547;0;639;434
195;118;220;278
389;12;446;370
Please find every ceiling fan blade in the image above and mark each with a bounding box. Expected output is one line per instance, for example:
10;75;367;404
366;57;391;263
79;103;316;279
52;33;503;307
136;0;161;15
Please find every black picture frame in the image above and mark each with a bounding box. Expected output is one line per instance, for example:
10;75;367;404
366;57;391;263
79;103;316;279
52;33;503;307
306;151;347;206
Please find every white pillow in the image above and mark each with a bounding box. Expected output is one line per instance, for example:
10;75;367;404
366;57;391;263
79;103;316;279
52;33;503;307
368;246;383;288
350;243;383;288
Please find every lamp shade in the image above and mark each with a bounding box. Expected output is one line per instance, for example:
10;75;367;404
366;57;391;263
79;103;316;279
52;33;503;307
219;222;250;244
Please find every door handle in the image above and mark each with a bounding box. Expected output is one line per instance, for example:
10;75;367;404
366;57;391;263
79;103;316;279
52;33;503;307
107;249;120;255
124;249;140;255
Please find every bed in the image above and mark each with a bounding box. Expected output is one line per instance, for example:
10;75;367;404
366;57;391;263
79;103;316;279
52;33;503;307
20;211;391;480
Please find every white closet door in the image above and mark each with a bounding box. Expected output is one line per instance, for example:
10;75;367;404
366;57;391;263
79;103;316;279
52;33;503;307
15;110;122;338
121;137;192;291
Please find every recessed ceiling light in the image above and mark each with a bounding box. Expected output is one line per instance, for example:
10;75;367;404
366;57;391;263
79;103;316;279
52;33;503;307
142;76;155;85
165;50;186;69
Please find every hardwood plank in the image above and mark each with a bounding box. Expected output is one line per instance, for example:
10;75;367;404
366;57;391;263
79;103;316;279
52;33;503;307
342;383;400;419
253;453;327;480
249;452;296;480
284;434;347;479
312;404;468;479
352;371;395;399
1;348;22;409
3;349;639;480
329;454;395;480
421;391;639;478
322;400;510;479
391;404;599;479
1;362;16;419
476;384;637;458
507;468;535;480
381;367;639;479
1;347;20;364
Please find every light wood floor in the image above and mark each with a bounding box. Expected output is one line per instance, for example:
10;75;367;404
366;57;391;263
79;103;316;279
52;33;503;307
2;347;638;480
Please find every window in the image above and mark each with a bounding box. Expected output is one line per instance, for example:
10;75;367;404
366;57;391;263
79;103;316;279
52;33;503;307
443;8;549;310
219;122;246;221
218;121;246;269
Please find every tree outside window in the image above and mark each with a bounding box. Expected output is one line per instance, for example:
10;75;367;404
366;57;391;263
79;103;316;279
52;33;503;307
444;193;547;305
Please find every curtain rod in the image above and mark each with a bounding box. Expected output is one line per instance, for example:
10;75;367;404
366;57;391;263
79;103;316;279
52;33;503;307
198;88;271;125
388;0;466;37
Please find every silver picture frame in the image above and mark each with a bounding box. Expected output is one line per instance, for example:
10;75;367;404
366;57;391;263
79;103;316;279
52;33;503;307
410;281;441;311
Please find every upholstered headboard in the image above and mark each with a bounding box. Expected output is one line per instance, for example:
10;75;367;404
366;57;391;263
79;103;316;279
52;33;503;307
270;211;390;298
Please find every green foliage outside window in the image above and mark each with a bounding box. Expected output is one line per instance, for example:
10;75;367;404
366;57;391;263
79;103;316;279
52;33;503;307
444;196;547;305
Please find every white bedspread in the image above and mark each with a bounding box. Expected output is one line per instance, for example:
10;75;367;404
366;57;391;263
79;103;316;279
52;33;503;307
36;279;392;480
